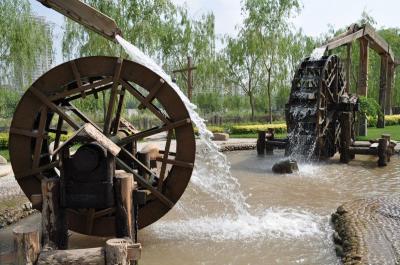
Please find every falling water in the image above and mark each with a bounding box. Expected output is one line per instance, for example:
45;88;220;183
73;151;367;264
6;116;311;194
309;47;326;61
116;35;322;240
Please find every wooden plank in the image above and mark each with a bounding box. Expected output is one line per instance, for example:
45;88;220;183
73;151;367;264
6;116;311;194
112;87;126;135
15;161;59;179
345;43;352;93
104;58;123;135
37;0;121;41
138;79;165;110
120;79;170;124
10;128;42;138
155;157;194;168
32;107;48;169
158;130;172;190
358;38;369;96
49;77;113;101
364;25;395;63
70;60;85;98
325;29;365;51
30;86;80;130
117;118;190;146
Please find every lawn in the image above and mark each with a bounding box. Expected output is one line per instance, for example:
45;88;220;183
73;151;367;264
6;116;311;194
357;125;400;141
0;149;9;161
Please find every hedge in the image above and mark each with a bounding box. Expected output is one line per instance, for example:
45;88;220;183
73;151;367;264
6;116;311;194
367;115;400;127
230;124;287;134
0;132;72;149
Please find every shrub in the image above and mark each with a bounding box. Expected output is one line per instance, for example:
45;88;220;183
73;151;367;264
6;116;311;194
230;124;287;134
359;96;381;117
0;133;9;149
385;115;400;126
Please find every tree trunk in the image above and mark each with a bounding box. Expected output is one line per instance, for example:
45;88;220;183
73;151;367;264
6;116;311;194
249;91;255;121
267;67;272;124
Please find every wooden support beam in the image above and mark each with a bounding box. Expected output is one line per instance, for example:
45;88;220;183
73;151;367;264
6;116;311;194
114;172;134;239
33;107;48;169
41;178;68;250
15;160;59;180
325;29;365;51
158;130;172;191
256;131;266;155
340;112;352;163
357;38;369;136
138;79;165;110
345;43;352;93
385;62;395;114
13;225;41;265
377;55;388;128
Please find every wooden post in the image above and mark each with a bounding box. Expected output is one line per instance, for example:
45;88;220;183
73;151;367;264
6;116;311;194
340;112;352;163
114;172;133;238
377;55;388;128
13;225;40;265
105;239;130;265
382;134;391;162
137;152;150;181
345;43;352;93
41;178;68;250
256;131;266;155
358;38;369;136
385;62;394;115
265;129;274;155
378;137;388;167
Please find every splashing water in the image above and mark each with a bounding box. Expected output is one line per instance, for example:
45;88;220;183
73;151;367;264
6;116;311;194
309;47;327;61
116;35;322;240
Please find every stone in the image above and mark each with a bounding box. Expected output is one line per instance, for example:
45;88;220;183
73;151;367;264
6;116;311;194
0;155;7;165
272;159;298;174
212;133;229;141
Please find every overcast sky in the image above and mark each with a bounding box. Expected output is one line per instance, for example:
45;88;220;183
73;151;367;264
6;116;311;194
29;0;400;65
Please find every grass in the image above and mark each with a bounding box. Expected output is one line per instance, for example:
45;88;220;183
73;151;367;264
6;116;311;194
356;125;400;141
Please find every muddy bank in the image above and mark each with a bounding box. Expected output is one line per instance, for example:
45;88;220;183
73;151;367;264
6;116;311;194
218;143;256;152
332;197;400;265
0;195;37;229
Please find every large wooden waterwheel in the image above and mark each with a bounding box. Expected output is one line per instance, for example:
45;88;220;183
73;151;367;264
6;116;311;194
9;56;196;236
286;55;352;159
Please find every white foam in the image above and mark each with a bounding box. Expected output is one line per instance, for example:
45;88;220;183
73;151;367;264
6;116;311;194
149;208;323;241
309;47;326;61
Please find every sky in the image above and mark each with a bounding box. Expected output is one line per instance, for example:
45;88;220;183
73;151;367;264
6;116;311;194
29;0;400;65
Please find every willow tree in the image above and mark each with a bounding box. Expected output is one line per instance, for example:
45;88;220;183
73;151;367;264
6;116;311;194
0;0;53;90
243;0;300;123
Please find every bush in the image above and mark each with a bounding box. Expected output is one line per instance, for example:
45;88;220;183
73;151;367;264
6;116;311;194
230;124;287;134
0;133;9;149
359;96;381;117
385;115;400;126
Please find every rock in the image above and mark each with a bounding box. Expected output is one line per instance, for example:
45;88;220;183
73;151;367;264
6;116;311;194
0;155;7;165
212;133;229;141
394;143;400;154
272;159;298;174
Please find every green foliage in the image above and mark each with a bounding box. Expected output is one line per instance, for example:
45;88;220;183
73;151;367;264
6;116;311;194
0;0;53;89
0;88;21;118
0;133;8;149
358;96;381;117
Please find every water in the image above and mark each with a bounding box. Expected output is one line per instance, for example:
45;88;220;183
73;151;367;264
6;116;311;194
139;151;400;265
309;47;326;61
116;35;249;215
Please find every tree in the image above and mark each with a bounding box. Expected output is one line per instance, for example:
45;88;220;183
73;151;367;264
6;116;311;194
243;0;301;123
0;0;53;90
225;29;263;120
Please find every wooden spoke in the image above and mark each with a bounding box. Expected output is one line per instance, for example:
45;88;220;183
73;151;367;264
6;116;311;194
65;102;102;131
70;60;85;99
15;160;60;179
30;86;80;130
138;79;165;110
120;79;170;124
155;157;194;169
51;116;64;162
112;87;126;135
32;107;48;169
159;150;176;157
115;157;174;208
117;118;190;146
10;128;43;138
158;130;172;190
104;58;123;136
49;77;113;102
